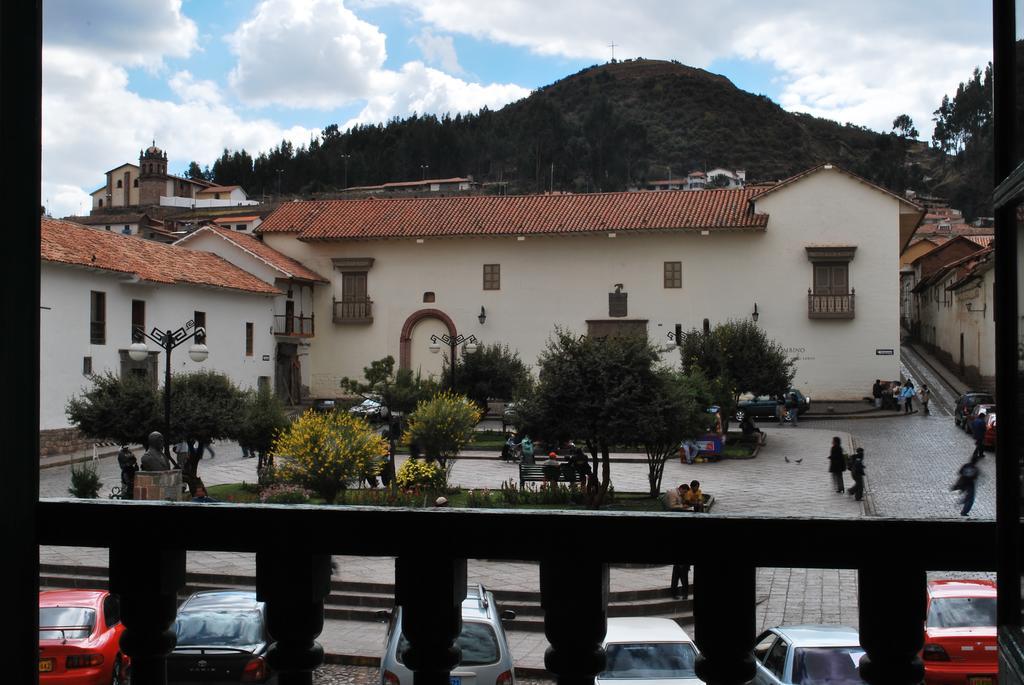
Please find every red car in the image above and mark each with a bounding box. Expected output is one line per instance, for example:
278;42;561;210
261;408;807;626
922;579;997;685
39;590;130;684
965;404;997;449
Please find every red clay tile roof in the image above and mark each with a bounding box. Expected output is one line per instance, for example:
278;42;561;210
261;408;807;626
965;235;994;247
199;185;241;193
213;216;261;223
41;218;281;295
258;188;769;241
176;226;328;283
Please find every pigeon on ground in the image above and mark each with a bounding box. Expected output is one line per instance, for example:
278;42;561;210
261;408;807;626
795;458;803;464
784;456;790;463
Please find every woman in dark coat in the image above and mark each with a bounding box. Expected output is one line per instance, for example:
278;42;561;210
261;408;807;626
828;436;846;493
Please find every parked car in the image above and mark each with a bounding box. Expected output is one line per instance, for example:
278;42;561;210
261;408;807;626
962;403;995;436
313;398;337;412
751;624;863;685
169;590;275;684
39;589;130;685
922;579;997;685
348;397;390;422
380;584;516;685
502;402;519;426
735;389;811;422
953;392;994;429
596;617;702;685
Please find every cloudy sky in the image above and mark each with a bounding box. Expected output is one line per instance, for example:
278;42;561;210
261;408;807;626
43;0;999;218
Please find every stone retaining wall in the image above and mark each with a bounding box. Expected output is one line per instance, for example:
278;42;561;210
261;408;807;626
39;428;115;457
134;470;185;501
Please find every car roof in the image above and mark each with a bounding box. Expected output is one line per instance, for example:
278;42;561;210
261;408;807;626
39;589;107;607
604;617;693;644
460;585;497;621
771;625;861;647
180;590;262;612
928;579;997;598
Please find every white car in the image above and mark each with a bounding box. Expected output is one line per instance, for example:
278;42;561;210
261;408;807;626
752;625;864;685
597;617;703;685
348;397;390;421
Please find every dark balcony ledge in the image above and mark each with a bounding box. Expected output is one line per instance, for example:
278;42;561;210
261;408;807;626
37;498;1000;570
273;328;315;337
333;315;374;324
808;310;855;320
808;290;855;320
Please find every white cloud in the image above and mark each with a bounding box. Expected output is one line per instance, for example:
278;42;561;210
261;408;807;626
227;0;529;122
370;0;992;133
412;29;464;75
42;47;318;218
168;71;223;105
43;0;198;69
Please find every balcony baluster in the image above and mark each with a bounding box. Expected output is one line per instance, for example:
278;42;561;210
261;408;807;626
693;563;756;685
108;545;186;685
858;565;926;685
256;551;332;684
396;554;468;685
540;559;609;685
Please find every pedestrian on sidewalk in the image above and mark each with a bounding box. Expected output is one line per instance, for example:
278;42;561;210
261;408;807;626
204;440;216;459
971;410;988;463
828;436;846;493
917;384;931;415
786;391;800;426
670;563;691;600
900;380;916;414
872;379;883;409
952;461;979;516
848;448;865;501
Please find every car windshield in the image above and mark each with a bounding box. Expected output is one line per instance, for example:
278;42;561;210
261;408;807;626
174;609;265;647
791;647;865;685
397;621;500;666
927;597;997;628
39;607;96;639
598;641;698;679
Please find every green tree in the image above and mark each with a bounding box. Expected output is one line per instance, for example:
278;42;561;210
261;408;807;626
635;370;714;497
452;344;532;411
65;372;160;447
237;385;290;478
516;331;663;508
402;391;481;486
272;410;388;503
169;371;246;492
678;319;795;422
891;114;919;139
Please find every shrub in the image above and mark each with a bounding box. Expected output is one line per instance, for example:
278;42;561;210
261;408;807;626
497;479;585;506
259;484;312;504
395;459;444;491
68;460;102;499
403;391;482;486
465;488;497;508
345;487;430;507
271;409;388;503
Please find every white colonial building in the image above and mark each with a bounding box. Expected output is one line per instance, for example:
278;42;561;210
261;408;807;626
40;218;281;446
256;164;922;401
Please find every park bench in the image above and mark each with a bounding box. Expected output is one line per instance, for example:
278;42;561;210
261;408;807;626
518;463;585;487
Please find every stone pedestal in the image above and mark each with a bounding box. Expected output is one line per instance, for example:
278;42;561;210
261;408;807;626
134;470;185;501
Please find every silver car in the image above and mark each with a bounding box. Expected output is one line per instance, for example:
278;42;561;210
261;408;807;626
380;584;516;685
752;625;864;685
597;617;703;685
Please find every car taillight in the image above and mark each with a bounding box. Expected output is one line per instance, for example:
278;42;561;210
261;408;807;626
922;644;950;661
241;656;268;682
496;668;514;685
383;669;402;685
66;654;104;669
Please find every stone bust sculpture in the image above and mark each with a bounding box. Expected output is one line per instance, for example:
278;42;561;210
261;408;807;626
140;430;170;471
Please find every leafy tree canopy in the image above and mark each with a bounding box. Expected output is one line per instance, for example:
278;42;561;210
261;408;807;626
65;372;160;446
452;343;533;410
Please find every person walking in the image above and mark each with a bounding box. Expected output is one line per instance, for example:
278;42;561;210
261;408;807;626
917;384;931;415
848;448;866;501
670;563;691;600
786;391;800;426
952;461;979;516
971;410;988;463
828;436;846;493
872;379;883;409
900;380;916;414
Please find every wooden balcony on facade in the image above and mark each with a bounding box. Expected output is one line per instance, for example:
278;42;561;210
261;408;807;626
274;314;315;337
808;289;855;319
333;297;374;324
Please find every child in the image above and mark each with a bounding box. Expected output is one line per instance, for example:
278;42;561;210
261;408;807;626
686;479;704;512
848;448;866;501
665;483;693;511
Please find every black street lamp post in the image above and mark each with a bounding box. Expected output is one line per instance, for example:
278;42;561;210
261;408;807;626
129;320;209;463
429;333;478;390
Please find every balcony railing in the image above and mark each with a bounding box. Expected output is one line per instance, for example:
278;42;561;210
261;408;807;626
808;289;855;319
274;314;315;337
37;499;1006;685
333;297;374;324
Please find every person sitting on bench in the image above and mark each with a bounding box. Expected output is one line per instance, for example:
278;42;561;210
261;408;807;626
739;414;765;444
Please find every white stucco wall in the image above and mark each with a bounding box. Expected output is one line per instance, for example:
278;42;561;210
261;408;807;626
262;169;904;401
40;263;278;430
916;269;995;382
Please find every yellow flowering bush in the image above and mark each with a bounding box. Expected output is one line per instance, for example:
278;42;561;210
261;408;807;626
402;391;481;463
394;458;444;491
271;409;388;503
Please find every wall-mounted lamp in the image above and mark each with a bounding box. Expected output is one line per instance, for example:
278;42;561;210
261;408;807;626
752;302;759;322
478;306;487;325
965;301;986;314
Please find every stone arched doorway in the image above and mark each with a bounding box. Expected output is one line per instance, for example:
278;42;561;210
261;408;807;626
399;309;458;381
